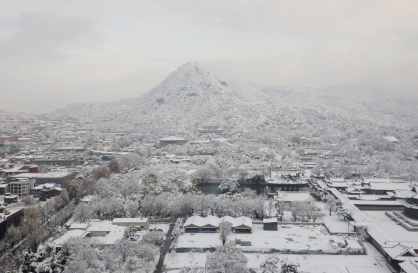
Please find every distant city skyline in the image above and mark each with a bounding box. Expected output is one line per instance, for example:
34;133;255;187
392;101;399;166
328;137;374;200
1;0;417;112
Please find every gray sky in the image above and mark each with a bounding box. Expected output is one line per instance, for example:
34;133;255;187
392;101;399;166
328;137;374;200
1;0;417;112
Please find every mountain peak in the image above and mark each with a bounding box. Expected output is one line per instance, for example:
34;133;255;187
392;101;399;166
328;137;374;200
174;61;207;75
147;61;230;98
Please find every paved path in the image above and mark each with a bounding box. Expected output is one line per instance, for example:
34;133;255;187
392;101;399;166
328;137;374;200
154;224;174;273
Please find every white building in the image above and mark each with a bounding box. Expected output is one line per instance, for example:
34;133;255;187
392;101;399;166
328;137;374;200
8;178;35;198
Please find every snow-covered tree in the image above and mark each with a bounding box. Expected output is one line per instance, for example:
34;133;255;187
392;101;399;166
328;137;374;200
254;197;267;220
5;224;21;248
219;220;232;245
205;244;249;273
126;200;139;217
94;165;110;180
142;230;165;246
22;206;44;252
325;195;337;216
180;266;203;273
267;198;275;218
77;178;96;197
311;210;325;222
357;225;369;241
280;259;300;273
73;202;93;223
261;256;280;273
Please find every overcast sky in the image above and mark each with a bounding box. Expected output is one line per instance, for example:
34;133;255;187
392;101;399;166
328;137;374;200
1;0;417;112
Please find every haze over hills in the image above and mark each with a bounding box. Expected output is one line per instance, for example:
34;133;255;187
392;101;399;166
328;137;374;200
46;62;418;136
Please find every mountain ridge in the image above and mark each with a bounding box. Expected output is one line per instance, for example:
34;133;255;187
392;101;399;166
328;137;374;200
44;62;418;137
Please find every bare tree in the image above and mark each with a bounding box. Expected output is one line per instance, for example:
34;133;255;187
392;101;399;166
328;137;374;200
108;159;121;173
275;197;287;221
325;195;337;216
77;178;96;197
64;180;79;200
357;225;369;241
219;220;232;245
254;197;266;220
22;196;37;206
5;224;22;247
60;188;70;204
22;206;43;252
267;198;275;218
94;165;110;180
311;211;325;222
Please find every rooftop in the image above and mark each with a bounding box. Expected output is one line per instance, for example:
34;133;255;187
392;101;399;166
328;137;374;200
160;136;186;141
9;172;74;179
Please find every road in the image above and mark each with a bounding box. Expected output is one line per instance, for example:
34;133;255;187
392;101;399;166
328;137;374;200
154;224;174;273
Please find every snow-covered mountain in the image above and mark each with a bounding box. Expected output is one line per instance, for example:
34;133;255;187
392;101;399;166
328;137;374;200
46;62;418;136
47;62;267;132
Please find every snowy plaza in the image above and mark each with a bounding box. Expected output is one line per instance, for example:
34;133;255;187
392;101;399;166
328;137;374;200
175;223;354;252
165;242;393;273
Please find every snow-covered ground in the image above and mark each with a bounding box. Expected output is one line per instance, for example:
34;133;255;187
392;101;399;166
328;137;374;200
318;202;356;234
148;223;171;233
175;224;335;251
165;242;392;273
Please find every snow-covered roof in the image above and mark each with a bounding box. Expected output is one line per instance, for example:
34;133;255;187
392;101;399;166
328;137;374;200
69;223;90;230
160;136;186;141
346;187;365;194
346;239;362;251
184;215;205;227
81;195;94;202
350;200;402;206
388;189;418;199
330;178;346;183
369;182;410;191
41;183;56;189
203;215;220;227
363;178;391;184
399;259;418;273
263;218;277;223
233;216;252;228
87;222;112;232
220;216;252;228
112;218;149;224
384;136;399;142
397;199;418;209
54;229;88;246
384;243;418;261
9;172;73;179
329;182;348;188
184;215;252;229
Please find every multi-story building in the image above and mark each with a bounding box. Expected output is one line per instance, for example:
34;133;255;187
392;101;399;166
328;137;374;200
32;157;79;167
8;178;35;198
7;171;77;187
0;183;9;195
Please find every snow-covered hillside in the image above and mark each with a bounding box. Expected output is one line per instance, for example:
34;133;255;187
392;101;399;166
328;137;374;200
45;62;418;137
